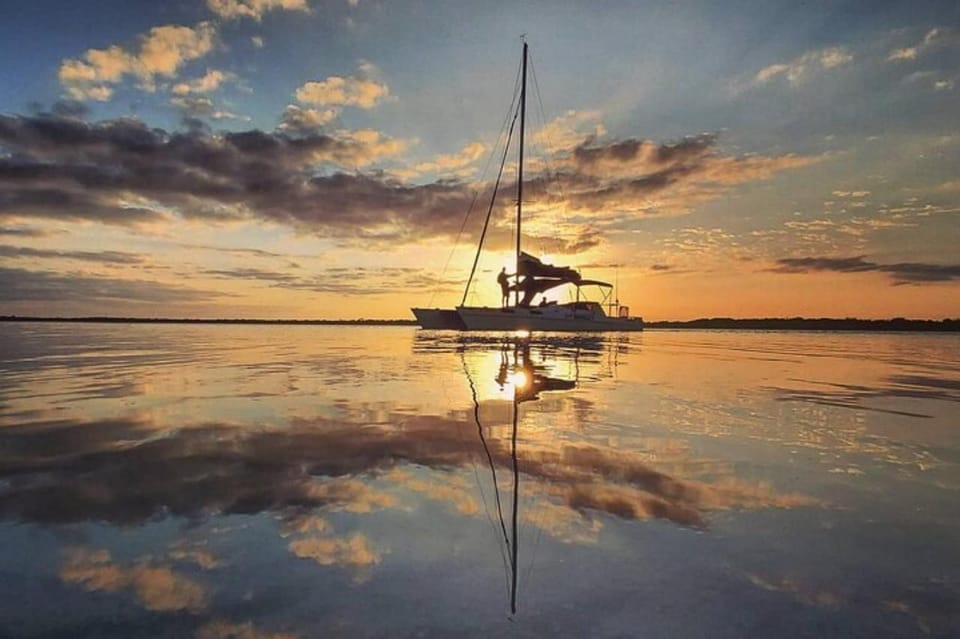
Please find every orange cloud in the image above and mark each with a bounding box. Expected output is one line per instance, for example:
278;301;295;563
295;75;390;109
59;22;217;100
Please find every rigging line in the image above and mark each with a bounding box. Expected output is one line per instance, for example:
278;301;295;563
428;60;524;308
521;493;546;610
528;55;569;212
461;98;520;306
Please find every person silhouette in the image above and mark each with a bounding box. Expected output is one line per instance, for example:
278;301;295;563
497;267;512;308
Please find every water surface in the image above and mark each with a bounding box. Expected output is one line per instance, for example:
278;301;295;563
1;324;958;638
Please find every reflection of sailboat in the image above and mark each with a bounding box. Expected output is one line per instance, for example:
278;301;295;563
463;337;580;615
413;43;643;332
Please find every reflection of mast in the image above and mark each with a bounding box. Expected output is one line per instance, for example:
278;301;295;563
462;336;581;617
510;382;520;615
462;355;510;552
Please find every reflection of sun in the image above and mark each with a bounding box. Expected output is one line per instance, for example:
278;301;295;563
509;369;529;390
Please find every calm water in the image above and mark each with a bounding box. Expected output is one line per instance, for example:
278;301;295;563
0;324;958;638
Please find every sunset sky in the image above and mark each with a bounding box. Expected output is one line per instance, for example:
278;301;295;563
1;0;958;320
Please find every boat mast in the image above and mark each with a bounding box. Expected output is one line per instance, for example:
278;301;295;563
515;41;527;308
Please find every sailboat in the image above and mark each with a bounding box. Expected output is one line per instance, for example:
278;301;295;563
412;43;643;332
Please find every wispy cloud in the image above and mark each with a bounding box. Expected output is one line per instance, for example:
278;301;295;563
531;110;606;154
0;226;53;238
0;266;228;303
393;140;487;179
753;47;853;86
206;0;309;21
0;244;144;264
770;256;960;284
887;27;955;61
207;0;310;22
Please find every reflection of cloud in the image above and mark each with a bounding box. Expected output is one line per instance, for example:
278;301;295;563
288;533;380;567
0;401;813;532
385;469;479;515
747;571;960;636
196;620;297;639
767;373;960;421
61;547;208;612
169;541;223;570
279;514;330;536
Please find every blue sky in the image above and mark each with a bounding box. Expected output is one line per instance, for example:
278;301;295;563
1;0;958;319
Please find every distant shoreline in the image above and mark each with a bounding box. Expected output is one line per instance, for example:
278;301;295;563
2;316;958;331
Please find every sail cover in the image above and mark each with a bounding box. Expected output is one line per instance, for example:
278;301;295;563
516;252;581;281
509;252;585;306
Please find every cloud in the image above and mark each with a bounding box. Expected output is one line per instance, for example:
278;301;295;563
295;74;390;109
0;244;144;264
531;110;606;154
278;105;339;133
832;190;870;198
770;256;960;284
0;226;52;237
754;47;853;86
0;113;818;247
888;27;954;61
59;22;217;100
172;69;235;95
393;140;487;179
0;113;411;228
0;266;228;303
171;96;245;120
206;0;309;21
558;133;822;217
201;265;454;295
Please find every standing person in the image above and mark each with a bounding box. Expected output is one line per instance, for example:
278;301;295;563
497;267;512;308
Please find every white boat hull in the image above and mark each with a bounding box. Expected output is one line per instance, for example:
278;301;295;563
411;308;467;329
456;305;643;332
